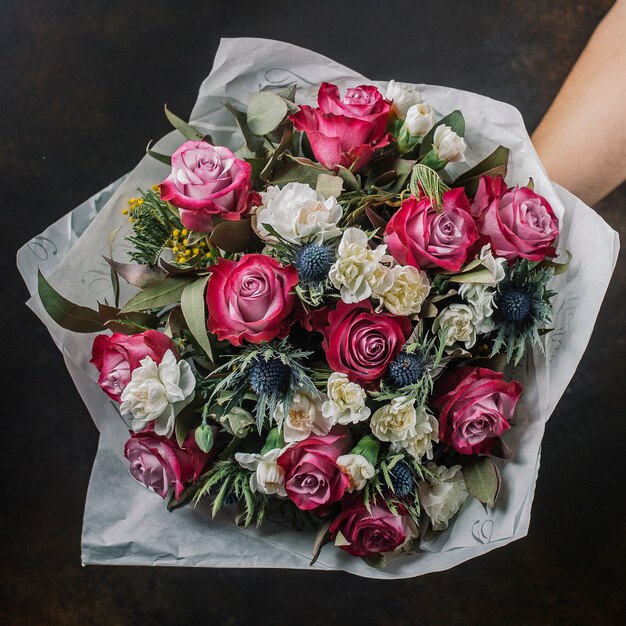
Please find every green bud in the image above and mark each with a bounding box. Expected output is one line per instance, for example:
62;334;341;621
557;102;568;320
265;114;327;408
261;427;286;454
194;423;214;453
349;435;380;466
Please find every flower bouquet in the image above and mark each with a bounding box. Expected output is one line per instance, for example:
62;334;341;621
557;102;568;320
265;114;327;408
19;39;618;578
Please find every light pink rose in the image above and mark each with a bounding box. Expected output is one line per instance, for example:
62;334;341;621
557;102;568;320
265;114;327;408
277;427;352;512
433;366;522;455
159;140;252;232
90;330;176;402
384;188;479;271
124;429;216;499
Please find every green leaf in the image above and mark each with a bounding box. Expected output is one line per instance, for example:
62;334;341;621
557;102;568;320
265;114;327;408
365;155;416;193
419;110;465;158
461;456;501;507
209;218;254;253
261;427;285;454
104;257;166;288
145;141;171;166
37;270;105;333
268;156;332;187
315;173;343;198
310;520;332;566
361;554;387;569
121;276;194;313
223;102;265;153
247;91;289;136
164;104;205;141
337;165;360;191
349;435;380;466
175;405;201;448
447;267;499;284
453;145;510;195
260;127;293;183
180;275;212;360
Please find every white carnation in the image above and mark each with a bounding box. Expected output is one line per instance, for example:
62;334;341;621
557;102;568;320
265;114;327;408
236;448;287;497
274;390;332;442
385;80;423;117
433;303;477;349
370;396;417;444
336;454;375;492
433;125;466;162
393;407;439;460
329;228;394;303
120;350;195;438
255;182;342;244
322;372;370;425
374;264;430;316
403;102;435;137
417;463;468;531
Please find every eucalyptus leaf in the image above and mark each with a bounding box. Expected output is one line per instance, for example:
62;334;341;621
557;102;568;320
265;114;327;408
164;104;204;141
461;456;501;507
104;257;166;288
175;405;202;448
310;520;332;566
315;173;343;198
145;141;171;166
209;218;254;253
121;276;194;313
180;275;212;361
247;91;289;136
453;145;510;195
447;267;498;284
108;228;121;308
260;127;293;183
223;102;265;152
337;165;360;191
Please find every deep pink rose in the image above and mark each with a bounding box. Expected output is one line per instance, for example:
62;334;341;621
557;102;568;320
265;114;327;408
277;428;352;512
206;254;299;346
433;366;522;455
124;429;216;499
159;140;252;232
289;82;391;172
320;301;412;388
384;188;479;271
475;177;559;261
329;497;415;557
90;330;176;402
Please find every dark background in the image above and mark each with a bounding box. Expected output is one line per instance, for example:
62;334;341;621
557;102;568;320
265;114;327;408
2;1;625;624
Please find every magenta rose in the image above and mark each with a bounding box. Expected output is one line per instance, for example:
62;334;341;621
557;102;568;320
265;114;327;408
384;188;479;272
206;254;299;346
90;330;176;402
320;300;412;389
433;366;522;455
329;497;416;557
289;82;391;172
159;140;252;232
277;427;351;512
124;429;216;499
475;177;559;261
470;174;508;219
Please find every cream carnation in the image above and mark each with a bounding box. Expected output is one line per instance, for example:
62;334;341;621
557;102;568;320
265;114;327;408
433;125;466;162
274;390;332;442
255;182;342;244
393;407;439;460
433;303;477;349
374;264;430;316
322;372;371;424
403;102;435;137
336;454;375;492
417;463;468;530
235;448;287;497
120;350;196;438
370;396;417;444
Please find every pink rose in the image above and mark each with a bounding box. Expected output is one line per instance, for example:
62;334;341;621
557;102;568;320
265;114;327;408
124;429;216;499
474;177;559;261
329;497;415;557
159;140;252;232
384;189;479;272
277;427;352;512
320;301;412;389
433;366;522;455
289;82;391;172
90;330;175;402
470;174;508;219
206;254;299;346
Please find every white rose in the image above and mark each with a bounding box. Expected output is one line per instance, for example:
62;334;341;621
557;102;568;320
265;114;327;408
336;454;375;492
329;228;394;303
403;102;436;137
219;406;255;438
433;303;477;349
393;407;439;460
322;372;370;424
432;125;466;162
235;449;287;497
274;390;332;442
417;463;468;531
255;182;342;244
374;264;430;316
385;80;423;117
370;396;417;444
120;350;195;438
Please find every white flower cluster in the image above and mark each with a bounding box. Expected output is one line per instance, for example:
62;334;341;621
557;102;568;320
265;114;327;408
235;448;287;497
336;454;375;492
386;80;436;140
433;125;466;162
329;228;430;316
417;463;468;531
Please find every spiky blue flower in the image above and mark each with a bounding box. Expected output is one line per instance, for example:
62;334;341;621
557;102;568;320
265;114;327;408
294;243;335;283
389;461;414;498
248;357;291;395
387;352;425;388
498;289;532;322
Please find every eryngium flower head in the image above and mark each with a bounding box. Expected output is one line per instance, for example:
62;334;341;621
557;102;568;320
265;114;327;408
295;242;335;283
387;352;425;388
248;357;291;395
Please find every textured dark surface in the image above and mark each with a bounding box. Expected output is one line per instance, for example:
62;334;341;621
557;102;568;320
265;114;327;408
2;1;625;625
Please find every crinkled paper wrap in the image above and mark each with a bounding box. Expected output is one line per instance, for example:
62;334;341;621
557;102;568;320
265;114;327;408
17;38;619;578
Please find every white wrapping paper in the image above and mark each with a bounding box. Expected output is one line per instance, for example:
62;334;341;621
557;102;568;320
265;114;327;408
17;38;619;578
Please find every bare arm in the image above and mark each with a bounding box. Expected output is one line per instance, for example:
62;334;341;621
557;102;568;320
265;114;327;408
532;0;626;205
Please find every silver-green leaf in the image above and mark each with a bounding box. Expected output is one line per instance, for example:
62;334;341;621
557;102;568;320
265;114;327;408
180;275;212;360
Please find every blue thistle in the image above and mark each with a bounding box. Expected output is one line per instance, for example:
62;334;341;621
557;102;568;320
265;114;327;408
248;357;291;395
387;352;425;388
498;289;532;322
389;462;414;498
294;243;335;284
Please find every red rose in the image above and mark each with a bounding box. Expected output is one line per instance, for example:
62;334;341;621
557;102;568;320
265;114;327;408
159;140;252;232
384;188;479;272
90;330;175;402
433;366;522;455
289;82;391;172
206;254;299;346
124;429;216;499
329;497;416;557
475;179;559;262
320;301;412;388
277;427;352;512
